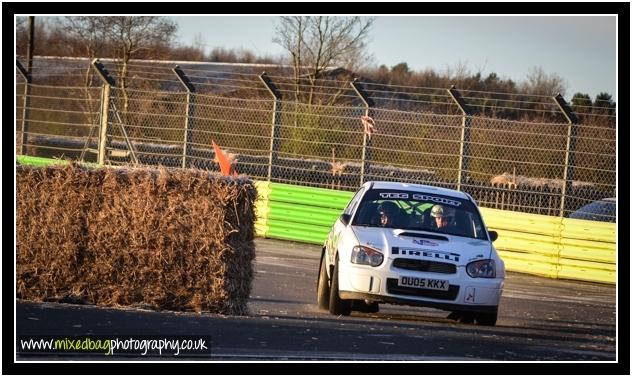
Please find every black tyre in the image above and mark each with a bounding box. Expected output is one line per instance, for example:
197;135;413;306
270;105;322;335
316;253;330;310
352;300;379;313
475;310;498;326
364;301;379;313
328;257;351;316
449;310;498;326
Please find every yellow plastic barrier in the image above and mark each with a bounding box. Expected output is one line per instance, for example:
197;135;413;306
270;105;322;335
492;230;558;256
497;250;559;265
558;257;616;272
480;206;616;284
480;207;563;237
249;180;616;285
557;265;615;284
500;257;559;279
254;181;271;237
558;244;615;264
561;217;616;243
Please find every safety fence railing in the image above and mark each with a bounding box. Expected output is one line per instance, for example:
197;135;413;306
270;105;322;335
16;57;616;221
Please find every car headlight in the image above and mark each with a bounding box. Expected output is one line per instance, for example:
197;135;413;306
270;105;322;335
466;259;496;278
351;245;384;267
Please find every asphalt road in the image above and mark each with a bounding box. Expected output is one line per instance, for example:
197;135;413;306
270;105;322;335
16;238;617;361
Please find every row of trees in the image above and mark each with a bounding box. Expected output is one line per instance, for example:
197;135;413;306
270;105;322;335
17;16;616;112
15;16;615;191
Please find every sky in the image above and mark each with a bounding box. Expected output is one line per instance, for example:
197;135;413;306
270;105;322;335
169;15;617;101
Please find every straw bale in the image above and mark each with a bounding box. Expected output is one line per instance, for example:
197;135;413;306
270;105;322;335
16;163;256;315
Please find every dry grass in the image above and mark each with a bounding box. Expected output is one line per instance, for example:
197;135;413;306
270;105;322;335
16;163;257;315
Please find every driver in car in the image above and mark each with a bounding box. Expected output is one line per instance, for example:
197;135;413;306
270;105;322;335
377;201;400;227
429;204;458;231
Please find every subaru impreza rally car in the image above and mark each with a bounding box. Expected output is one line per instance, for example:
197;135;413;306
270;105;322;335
317;181;504;325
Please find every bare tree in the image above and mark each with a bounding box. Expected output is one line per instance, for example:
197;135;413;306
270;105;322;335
59;16;176;158
62;17;112;98
61;17;115;159
521;66;567;122
273;16;375;105
63;17;111;62
523;66;566;97
16;16;27;54
103;17;177;113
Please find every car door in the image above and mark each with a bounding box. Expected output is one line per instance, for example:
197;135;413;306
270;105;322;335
327;187;365;264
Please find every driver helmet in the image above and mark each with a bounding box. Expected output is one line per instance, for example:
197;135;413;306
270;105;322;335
430;204;455;219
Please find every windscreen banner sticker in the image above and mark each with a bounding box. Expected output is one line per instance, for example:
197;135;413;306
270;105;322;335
379;193;409;199
412;194;462;207
378;193;462;207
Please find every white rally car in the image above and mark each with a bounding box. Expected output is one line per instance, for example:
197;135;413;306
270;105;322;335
317;181;504;325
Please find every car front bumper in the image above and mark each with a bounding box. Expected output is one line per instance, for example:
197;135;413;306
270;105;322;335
338;259;504;311
339;291;499;313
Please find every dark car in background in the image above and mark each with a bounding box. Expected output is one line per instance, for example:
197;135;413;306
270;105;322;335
569;198;616;223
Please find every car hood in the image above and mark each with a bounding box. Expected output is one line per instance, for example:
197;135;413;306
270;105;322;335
350;226;492;265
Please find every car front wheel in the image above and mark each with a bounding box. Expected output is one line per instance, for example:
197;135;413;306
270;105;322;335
448;310;498;326
316;253;330;310
328;256;351;316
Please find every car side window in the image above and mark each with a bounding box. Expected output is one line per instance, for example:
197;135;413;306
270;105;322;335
343;188;364;217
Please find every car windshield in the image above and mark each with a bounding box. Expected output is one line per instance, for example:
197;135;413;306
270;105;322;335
352;189;488;240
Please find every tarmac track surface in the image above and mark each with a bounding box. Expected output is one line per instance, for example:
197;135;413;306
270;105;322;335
16;238;617;362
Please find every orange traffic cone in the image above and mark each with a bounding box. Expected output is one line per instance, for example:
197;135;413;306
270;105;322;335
212;140;238;176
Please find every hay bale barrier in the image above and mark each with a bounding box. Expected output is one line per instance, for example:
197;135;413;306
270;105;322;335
16;163;257;315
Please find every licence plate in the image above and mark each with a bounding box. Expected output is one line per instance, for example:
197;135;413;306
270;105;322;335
398;276;449;291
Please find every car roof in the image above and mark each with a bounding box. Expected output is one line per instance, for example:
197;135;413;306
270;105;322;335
365;181;471;200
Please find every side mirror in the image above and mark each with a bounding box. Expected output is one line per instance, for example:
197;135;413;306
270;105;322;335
340;213;351;225
488;230;498;242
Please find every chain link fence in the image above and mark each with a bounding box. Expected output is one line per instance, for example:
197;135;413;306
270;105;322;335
15;57;617;220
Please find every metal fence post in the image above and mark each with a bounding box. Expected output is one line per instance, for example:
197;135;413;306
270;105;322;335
173;66;196;169
92;59;116;165
553;93;579;217
350;79;374;185
92;58;139;165
18;17;35;155
16;60;31;156
259;72;282;181
97;84;111;165
447;85;472;192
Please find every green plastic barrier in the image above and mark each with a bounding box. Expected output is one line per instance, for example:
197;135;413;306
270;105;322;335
269;182;353;209
261;182;352;245
17;155;71;167
16;155;100;169
268;201;343;228
267;219;330;245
